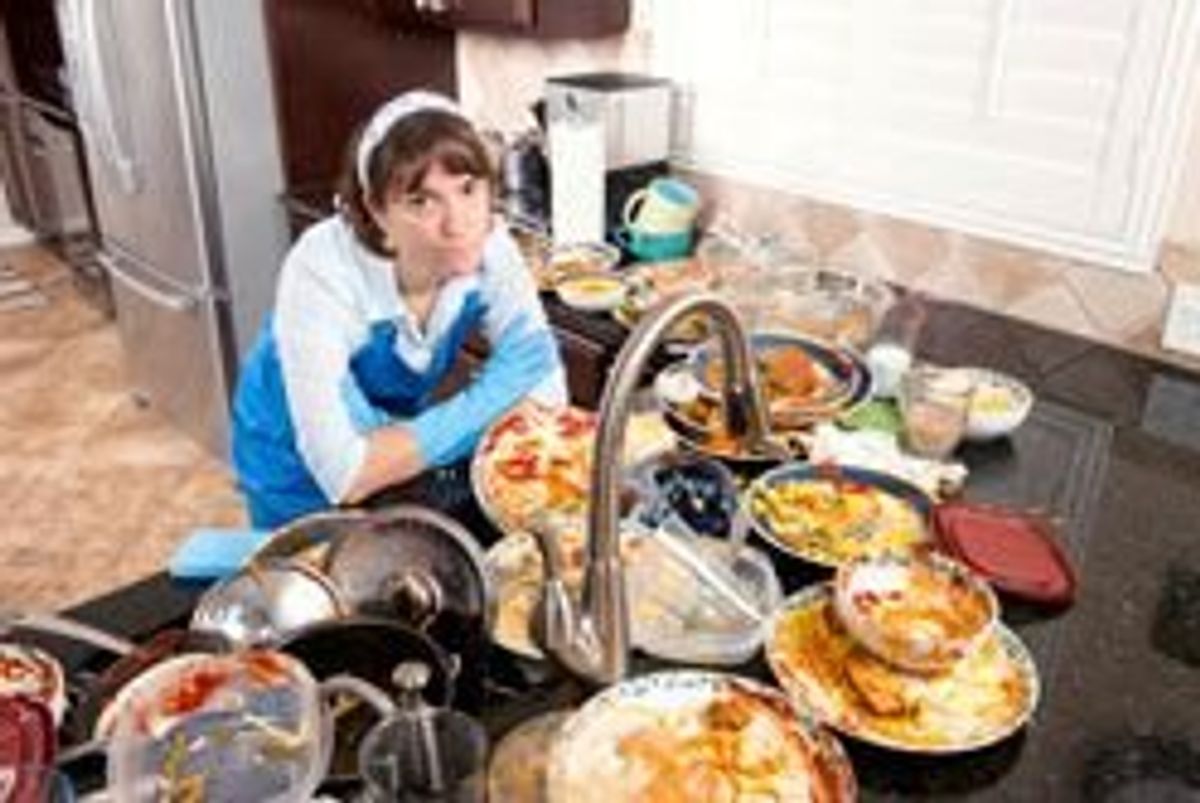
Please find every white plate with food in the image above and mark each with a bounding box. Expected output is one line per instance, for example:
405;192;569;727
767;584;1039;754
546;670;857;803
472;403;597;534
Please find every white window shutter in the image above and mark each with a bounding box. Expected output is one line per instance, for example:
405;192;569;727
652;0;1200;272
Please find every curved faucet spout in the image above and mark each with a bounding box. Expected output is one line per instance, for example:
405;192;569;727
535;292;771;685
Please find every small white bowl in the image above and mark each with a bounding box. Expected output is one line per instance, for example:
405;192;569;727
556;272;628;313
962;368;1034;441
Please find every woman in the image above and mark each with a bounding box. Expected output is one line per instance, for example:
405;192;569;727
232;91;567;528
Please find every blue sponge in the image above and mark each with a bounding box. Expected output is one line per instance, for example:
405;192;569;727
169;527;269;580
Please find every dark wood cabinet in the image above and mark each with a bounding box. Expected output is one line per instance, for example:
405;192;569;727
263;0;457;190
409;0;629;38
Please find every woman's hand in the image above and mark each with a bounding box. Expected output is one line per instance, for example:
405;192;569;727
341;424;426;504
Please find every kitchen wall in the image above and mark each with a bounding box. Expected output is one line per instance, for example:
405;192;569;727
458;4;1200;368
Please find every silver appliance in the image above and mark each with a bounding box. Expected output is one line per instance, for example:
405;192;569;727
56;0;288;456
544;72;672;245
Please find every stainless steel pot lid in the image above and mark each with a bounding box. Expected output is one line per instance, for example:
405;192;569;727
322;505;494;633
191;559;347;648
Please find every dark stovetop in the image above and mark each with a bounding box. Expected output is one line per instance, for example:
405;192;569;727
47;278;1200;800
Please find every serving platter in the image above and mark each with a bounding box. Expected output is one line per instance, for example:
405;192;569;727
545;670;857;803
766;584;1039;754
743;463;934;568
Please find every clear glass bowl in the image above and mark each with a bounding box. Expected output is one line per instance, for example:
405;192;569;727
721;265;895;350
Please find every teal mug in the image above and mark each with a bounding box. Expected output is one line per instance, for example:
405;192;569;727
616;224;696;263
622;177;700;234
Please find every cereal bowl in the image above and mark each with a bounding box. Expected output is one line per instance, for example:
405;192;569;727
555;272;628;313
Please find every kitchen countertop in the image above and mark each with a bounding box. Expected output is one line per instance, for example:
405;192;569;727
50;294;1200;801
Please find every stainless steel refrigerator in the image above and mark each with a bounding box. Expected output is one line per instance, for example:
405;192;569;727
56;0;287;456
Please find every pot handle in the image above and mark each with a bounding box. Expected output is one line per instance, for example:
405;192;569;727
320;674;396;721
0;611;135;656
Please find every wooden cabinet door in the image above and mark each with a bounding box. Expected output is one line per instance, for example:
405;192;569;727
429;0;535;30
417;0;628;37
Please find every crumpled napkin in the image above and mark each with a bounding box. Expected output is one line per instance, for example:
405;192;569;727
807;423;968;499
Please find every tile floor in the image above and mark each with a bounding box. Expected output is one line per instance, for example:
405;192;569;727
0;246;245;613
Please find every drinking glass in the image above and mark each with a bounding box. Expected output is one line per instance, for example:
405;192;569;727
898;366;973;459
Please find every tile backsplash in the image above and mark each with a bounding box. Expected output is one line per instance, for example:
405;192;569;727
459;29;1200;372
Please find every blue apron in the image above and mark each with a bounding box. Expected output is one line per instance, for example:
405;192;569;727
231;295;484;529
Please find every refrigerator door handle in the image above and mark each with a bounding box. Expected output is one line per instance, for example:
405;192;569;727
98;253;198;314
79;0;139;194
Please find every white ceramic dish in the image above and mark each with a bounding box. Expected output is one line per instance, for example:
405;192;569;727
962;368;1034;441
555;272;628;313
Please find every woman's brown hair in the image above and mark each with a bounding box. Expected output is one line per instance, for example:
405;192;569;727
337;109;496;257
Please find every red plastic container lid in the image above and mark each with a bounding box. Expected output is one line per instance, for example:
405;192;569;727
933;501;1077;606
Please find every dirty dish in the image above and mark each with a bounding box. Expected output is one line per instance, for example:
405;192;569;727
545;670;856;803
744;463;933;567
473;403;597;534
767;584;1039;754
833;551;998;673
556;272;627;313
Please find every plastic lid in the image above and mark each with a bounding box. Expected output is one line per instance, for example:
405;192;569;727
933;501;1077;606
323;506;491;633
191;560;346;648
628;519;782;665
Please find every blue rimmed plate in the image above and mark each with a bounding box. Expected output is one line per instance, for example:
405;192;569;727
743;463;934;567
685;332;873;430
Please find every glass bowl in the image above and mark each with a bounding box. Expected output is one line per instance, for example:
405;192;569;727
723;266;894;350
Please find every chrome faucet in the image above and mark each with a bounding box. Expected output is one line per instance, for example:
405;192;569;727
530;292;774;685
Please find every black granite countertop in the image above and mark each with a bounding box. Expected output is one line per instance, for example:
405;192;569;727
52;295;1200;802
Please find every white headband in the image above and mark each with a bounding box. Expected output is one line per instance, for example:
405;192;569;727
355;91;466;190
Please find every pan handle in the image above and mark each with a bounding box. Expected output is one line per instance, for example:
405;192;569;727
0;611;135;656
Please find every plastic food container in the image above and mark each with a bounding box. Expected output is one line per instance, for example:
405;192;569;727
833;551;998;673
627;523;782;666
